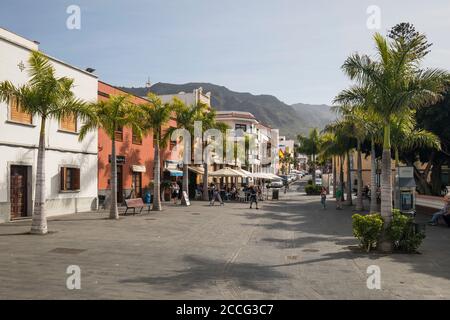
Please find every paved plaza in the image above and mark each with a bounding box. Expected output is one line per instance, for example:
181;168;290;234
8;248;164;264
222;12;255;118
0;181;450;299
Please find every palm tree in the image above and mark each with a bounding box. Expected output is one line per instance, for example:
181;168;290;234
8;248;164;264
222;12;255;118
335;29;449;250
201;111;229;201
297;128;321;185
168;98;207;205
320;133;345;198
140;93;172;211
79;95;143;219
0;51;91;234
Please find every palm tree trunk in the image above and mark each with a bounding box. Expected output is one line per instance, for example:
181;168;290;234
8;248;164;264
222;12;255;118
333;155;337;198
109;136;119;219
379;123;393;252
181;163;189;205
356;140;363;211
393;147;400;209
339;155;345;201
346;150;352;205
370;138;378;213
311;154;316;185
153;139;162;211
31;117;48;234
202;162;209;201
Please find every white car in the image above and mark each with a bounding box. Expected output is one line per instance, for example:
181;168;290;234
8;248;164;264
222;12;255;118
268;180;284;188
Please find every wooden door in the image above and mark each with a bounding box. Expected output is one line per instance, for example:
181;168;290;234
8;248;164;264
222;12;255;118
10;165;28;219
132;172;142;198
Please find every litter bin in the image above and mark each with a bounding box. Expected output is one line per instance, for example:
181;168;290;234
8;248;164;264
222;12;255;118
272;189;279;200
144;192;151;204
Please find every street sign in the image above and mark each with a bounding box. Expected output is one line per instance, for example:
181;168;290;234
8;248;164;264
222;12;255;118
182;191;190;206
109;155;126;164
398;166;414;178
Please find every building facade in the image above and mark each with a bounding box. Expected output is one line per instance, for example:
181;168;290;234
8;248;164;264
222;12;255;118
97;82;155;206
0;28;98;223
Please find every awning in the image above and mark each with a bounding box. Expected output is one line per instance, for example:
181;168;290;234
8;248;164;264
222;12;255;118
210;167;246;177
188;166;204;175
132;165;146;173
168;169;183;177
234;167;252;177
251;172;276;180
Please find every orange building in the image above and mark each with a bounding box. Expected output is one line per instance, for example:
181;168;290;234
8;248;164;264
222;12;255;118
97;82;154;205
97;82;178;206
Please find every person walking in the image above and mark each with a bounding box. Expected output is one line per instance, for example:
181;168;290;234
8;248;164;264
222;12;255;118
335;186;343;210
171;181;180;204
320;186;327;209
249;186;259;209
210;184;224;206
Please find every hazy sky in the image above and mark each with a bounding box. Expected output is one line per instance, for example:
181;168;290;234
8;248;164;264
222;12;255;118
1;0;450;105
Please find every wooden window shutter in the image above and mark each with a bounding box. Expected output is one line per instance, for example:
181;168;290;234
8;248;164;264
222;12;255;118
10;99;32;124
73;169;80;190
60;115;77;132
60;168;66;191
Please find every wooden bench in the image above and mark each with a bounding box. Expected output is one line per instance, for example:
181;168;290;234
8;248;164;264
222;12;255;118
124;198;150;215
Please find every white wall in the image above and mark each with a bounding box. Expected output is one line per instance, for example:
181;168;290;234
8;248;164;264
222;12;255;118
0;30;98;222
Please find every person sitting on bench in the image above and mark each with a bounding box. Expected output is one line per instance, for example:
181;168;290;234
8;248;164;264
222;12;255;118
428;193;450;226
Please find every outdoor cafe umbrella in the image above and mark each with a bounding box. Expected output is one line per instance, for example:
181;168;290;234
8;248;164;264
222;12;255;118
209;167;246;177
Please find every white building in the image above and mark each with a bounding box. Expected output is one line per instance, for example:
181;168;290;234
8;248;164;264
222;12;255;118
0;28;98;223
215;111;278;174
159;87;211;107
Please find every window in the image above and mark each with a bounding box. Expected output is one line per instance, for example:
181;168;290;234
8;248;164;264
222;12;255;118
115;126;123;142
60;115;77;132
132;129;142;145
60;167;80;191
9;99;32;124
235;124;247;132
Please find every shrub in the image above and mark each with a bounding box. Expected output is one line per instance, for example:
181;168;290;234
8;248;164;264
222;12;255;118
307;179;313;185
387;209;426;253
305;184;322;195
352;213;384;252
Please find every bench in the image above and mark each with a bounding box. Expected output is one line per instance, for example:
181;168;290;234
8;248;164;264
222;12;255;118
124;198;150;215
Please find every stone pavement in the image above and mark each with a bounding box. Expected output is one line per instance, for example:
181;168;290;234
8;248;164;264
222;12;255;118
0;181;449;299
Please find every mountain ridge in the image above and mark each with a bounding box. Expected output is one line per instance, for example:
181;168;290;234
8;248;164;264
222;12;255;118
119;82;335;138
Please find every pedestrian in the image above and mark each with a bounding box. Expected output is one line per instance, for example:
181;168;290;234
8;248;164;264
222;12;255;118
336;186;343;210
428;193;450;226
210;184;224;206
320;187;327;209
171;181;179;204
249;186;259;209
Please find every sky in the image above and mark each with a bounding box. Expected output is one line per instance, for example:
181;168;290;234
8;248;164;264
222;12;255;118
1;0;450;105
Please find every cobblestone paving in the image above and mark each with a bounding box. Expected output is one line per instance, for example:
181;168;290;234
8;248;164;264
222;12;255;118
0;181;449;299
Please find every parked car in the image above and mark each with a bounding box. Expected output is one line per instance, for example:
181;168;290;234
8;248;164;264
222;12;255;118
278;175;289;185
268;180;283;188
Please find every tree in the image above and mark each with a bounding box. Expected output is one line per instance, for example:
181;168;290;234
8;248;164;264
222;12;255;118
79;95;143;219
140;93;172;211
168;98;207;205
297;128;321;185
335;25;449;251
199;109;229;201
0;51;91;234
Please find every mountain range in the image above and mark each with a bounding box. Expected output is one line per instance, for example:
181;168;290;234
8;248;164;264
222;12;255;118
120;82;336;138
